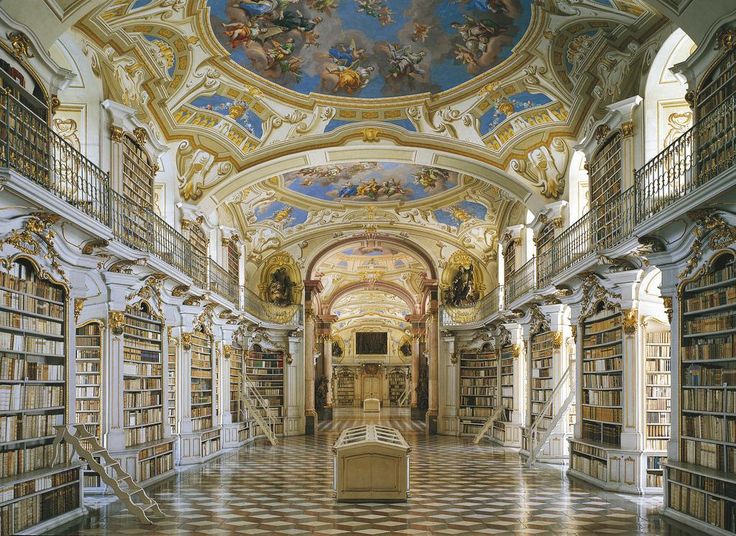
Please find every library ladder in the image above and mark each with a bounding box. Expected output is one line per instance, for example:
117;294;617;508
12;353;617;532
472;405;506;445
242;378;278;446
526;363;576;467
51;424;165;524
398;384;411;407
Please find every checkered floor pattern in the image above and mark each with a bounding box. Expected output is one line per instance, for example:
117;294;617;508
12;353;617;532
49;418;701;535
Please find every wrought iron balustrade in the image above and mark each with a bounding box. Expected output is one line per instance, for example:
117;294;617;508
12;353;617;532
505;258;536;305
240;285;301;325
208;257;238;305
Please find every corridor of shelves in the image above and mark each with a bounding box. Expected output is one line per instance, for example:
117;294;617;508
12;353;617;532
50;418;702;536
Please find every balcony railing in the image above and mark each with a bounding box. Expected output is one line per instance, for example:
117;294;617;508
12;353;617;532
240;285;302;325
208;258;238;305
505;258;536;305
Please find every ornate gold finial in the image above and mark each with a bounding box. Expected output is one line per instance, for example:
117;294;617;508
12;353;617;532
622;308;639;334
715;27;736;51
621;121;634;138
663;296;673;323
362;127;381;142
109;310;125;335
133;127;147;146
6;32;33;58
551;331;563;349
181;332;192;350
110;126;124;142
74;297;86;323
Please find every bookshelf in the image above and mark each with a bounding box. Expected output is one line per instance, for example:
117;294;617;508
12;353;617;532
121;303;174;484
0;258;83;535
645;328;671;490
167;334;177;435
246;347;284;436
458;350;497;436
190;328;221;459
224;345;251;447
123;303;164;449
665;251;736;534
529;331;554;426
335;368;356;408
388;368;405;406
75;321;103;491
492;345;521;447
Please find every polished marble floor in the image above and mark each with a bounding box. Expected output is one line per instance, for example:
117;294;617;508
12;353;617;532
51;418;703;535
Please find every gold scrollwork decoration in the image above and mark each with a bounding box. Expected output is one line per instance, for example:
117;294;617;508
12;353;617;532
551;331;563;349
109;310;125;336
74;297;86;323
0;213;67;284
663;296;673;323
622;308;639;334
715;27;736;51
181;332;192;350
110;126;124;142
679;212;736;280
579;273;622;321
6;31;33;58
512;343;522;358
172;284;190;297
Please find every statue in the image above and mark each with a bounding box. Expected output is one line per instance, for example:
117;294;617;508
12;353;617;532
445;264;479;307
267;266;294;306
331;339;343;357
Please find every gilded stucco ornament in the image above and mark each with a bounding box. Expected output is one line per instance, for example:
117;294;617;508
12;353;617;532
6;32;33;58
663;296;673;323
579;273;622;321
109;311;125;336
81;239;109;255
715;27;736;51
528;304;550;336
509;137;569;200
172;284;190;297
679;211;736;280
110;126;124;142
0;213;67;284
622;308;639;334
181;332;192;350
512;344;522;359
74;298;86;323
551;331;563;349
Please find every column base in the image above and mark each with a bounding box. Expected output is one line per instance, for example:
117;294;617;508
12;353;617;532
520;430;569;464
305;410;318;435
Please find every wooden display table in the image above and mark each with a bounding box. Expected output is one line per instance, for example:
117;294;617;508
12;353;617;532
332;425;411;502
363;398;381;413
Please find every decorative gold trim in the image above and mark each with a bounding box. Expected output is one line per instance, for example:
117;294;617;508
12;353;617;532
679;212;736;280
622;308;638;335
181;332;192;350
183;293;206;306
715;27;736;51
0;213;67;284
620;121;634;138
50;95;60;115
362;128;381;142
172;284;190;297
110;126;124;142
662;296;673;323
511;344;522;359
579;273;621;321
133;127;148;146
551;331;563;349
81;238;109;255
450;351;458;365
6;31;33;58
74;297;86;323
109;310;125;336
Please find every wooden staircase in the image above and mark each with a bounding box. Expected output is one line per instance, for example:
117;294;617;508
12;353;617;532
243;378;278;446
472;405;506;445
52;424;165;524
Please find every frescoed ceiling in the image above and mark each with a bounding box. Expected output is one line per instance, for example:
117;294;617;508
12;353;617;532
207;0;533;98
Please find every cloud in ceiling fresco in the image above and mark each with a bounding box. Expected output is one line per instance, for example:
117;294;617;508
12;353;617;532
283;162;459;203
207;0;533;98
254;200;308;227
434;200;488;227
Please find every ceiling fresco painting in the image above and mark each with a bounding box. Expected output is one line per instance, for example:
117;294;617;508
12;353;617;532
282;162;459;203
207;0;533;98
478;90;554;135
433;200;488;228
254;199;309;227
190;94;264;137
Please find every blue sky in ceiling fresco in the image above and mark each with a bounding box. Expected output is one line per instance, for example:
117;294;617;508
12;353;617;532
283;163;459;202
207;0;533;98
143;35;176;77
255;200;308;227
434;200;487;227
190;94;263;137
478;90;553;135
325;118;415;132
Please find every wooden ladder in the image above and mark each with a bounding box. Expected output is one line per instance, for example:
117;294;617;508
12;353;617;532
472;405;505;445
52;424;165;525
242;378;278;446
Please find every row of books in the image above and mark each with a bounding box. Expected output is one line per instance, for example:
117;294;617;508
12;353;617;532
0;270;63;302
123;348;160;363
571;452;607;480
123;362;161;378
669;466;736;496
680;438;728;470
460;396;494;406
683;286;736;313
191;358;212;369
123;326;161;342
76;349;99;360
0;412;63;442
584;344;622;360
668;481;736;531
0;481;79;536
125;407;162;426
682;337;735;361
646;386;671;398
123;391;161;407
246;359;284;368
583;374;622;388
647;424;670;439
682;414;736;442
0;443;60;479
582;421;621;446
583;390;620;406
125;425;163;448
684;364;736;387
75;387;98;399
582;330;621;348
458;406;495;417
75;336;99;348
582;405;622;423
0;357;63;381
0;291;64;320
0;312;62;336
192;369;212;379
684;261;735;292
76;400;99;412
0;467;78;504
459;360;497;368
76;361;99;373
582;356;622;373
646;346;671;359
138;452;173;481
683;387;736;412
647;438;669;450
192;416;213;431
192;406;213;418
683;311;736;335
584;316;621;334
0;384;64;410
530;378;551;390
0;333;64;356
647;407;671;421
123;377;161;391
